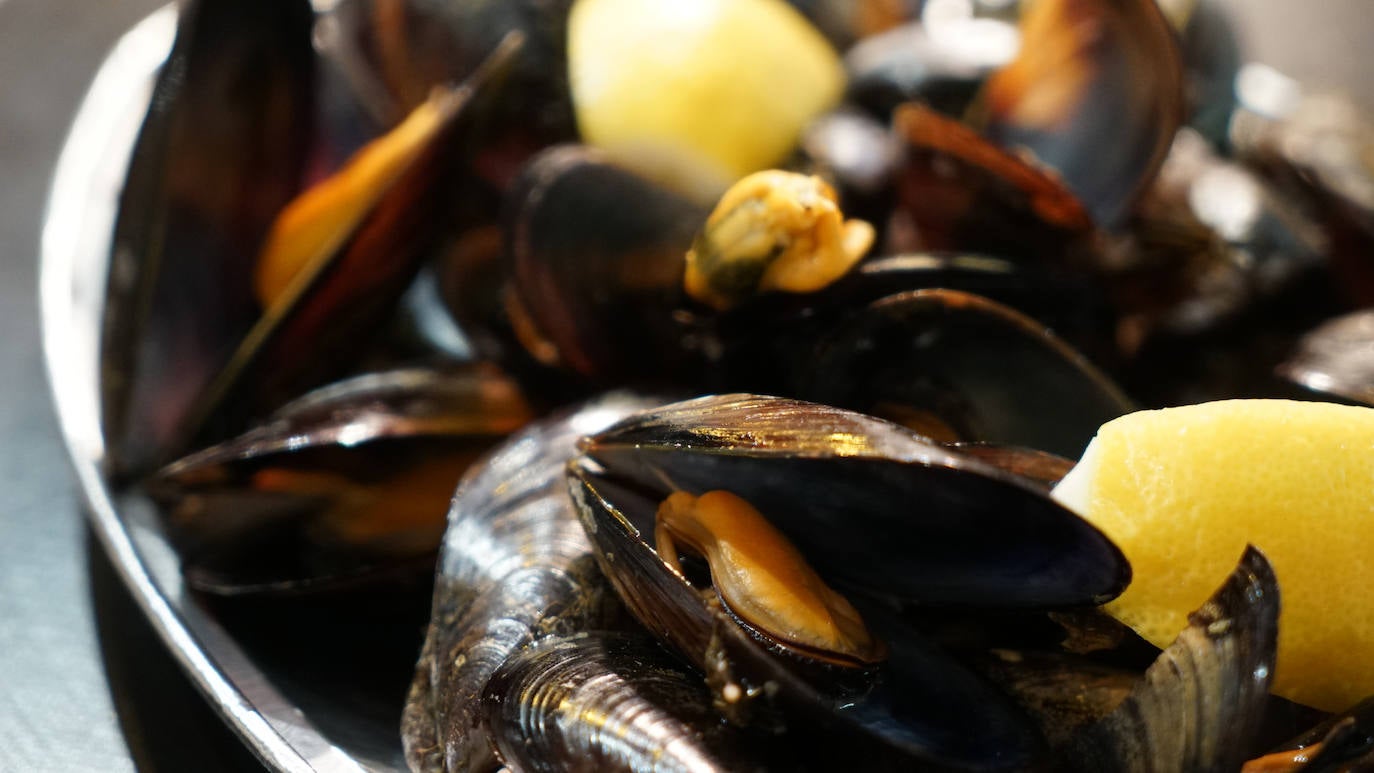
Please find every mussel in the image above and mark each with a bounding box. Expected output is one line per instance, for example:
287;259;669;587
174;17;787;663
402;393;661;772
104;0;526;476
481;632;773;773
148;364;531;595
568;394;1130;769
971;0;1184;228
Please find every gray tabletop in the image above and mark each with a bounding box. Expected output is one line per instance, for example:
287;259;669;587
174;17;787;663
0;1;1368;772
0;1;263;770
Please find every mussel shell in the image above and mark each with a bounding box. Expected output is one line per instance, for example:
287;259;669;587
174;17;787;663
149;365;531;595
577;394;1130;607
570;465;1048;771
799;288;1133;457
953;444;1077;490
712;254;1120;399
1064;546;1279;772
159;440;473;596
101;0;315;476
844;18;1017;119
482;632;770;773
505;145;709;384
191;48;518;450
849;256;1119;359
977;649;1140;750
975;0;1185;227
889;103;1094;262
329;0;577;147
160;365;530;471
402;392;660;773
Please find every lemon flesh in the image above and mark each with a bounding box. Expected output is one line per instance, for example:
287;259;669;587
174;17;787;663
567;0;844;202
1052;399;1374;712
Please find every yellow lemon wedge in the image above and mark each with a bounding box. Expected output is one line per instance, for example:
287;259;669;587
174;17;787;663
1051;399;1374;712
567;0;844;202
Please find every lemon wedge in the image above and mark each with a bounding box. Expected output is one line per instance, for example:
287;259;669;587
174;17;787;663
567;0;844;202
1052;399;1374;711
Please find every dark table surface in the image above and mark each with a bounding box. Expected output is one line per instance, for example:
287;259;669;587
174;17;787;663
0;1;1368;771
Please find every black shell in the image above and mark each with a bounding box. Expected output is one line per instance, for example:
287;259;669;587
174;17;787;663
482;633;768;773
570;463;1047;771
505;145;708;384
799;288;1133;458
148;365;530;596
974;0;1184;227
401;393;659;773
101;0;316;475
565;394;1137;770
1064;546;1280;772
576;394;1130;607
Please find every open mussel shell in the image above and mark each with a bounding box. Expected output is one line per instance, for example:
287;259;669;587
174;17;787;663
889;103;1095;262
101;0;315;476
481;632;775;773
567;395;1133;767
569;462;1050;768
504;145;710;385
403;392;662;773
1065;546;1279;771
106;22;528;476
577;394;1129;608
975;547;1283;770
328;0;578;148
188;38;527;457
800;288;1133;457
149;365;531;596
973;0;1185;228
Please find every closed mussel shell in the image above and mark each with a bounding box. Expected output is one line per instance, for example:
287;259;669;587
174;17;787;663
102;0;315;475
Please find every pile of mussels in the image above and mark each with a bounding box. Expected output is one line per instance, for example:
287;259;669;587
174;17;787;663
103;0;1374;770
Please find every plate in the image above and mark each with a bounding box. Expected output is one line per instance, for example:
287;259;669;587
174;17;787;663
40;4;1374;773
41;8;412;772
